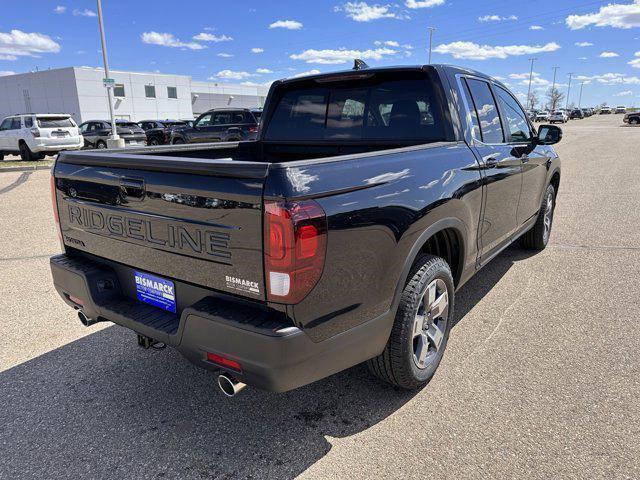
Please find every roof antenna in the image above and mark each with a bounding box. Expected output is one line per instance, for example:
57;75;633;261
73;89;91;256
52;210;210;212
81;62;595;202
353;59;369;71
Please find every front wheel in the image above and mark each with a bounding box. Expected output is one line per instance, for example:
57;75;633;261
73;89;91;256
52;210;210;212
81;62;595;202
631;118;639;125
172;138;185;145
521;183;555;250
96;140;107;149
368;254;454;389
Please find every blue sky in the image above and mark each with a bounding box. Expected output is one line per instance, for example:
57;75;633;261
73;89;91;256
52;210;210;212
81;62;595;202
1;0;639;107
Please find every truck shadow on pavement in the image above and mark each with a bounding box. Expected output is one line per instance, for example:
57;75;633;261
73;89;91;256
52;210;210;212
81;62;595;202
0;245;534;480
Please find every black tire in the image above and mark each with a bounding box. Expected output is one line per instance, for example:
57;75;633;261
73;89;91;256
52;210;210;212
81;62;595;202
96;140;107;149
367;254;454;389
0;152;4;161
149;138;160;146
19;142;34;161
521;183;556;250
227;137;241;142
172;138;185;145
630;118;639;125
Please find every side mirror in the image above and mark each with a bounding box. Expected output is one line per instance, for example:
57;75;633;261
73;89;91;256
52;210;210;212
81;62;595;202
536;124;562;145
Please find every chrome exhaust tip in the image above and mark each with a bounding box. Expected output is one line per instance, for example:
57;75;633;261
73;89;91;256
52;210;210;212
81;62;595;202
78;310;99;327
217;373;246;397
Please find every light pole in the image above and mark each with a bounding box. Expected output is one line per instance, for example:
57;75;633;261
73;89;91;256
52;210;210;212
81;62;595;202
550;66;559;109
526;57;537;109
96;0;124;148
427;27;436;64
578;81;584;108
565;72;574;110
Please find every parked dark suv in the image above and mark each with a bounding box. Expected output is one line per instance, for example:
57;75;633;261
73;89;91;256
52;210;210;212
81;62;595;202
570;109;584;119
169;108;259;144
79;120;147;149
138;120;188;145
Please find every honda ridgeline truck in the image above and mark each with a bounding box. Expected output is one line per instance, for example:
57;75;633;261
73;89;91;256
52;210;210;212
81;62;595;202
50;64;562;395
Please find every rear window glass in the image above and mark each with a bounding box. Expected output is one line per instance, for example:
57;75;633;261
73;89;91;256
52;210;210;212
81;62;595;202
264;75;446;142
116;122;139;128
37;117;75;128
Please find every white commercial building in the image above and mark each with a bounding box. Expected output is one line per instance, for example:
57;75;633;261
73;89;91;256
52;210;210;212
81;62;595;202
0;67;270;123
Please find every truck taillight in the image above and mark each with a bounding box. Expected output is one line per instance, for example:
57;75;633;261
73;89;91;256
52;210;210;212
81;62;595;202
264;200;327;304
248;126;258;134
30;128;41;137
50;174;64;250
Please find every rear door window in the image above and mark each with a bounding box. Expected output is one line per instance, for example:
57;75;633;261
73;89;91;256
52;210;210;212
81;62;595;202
214;112;233;125
37;117;75;128
10;118;22;129
264;75;446;142
464;78;504;144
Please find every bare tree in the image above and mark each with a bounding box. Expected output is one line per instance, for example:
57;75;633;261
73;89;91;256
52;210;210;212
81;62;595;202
546;87;565;111
527;91;540;110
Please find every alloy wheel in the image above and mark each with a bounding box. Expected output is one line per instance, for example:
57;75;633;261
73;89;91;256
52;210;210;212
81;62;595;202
412;278;449;369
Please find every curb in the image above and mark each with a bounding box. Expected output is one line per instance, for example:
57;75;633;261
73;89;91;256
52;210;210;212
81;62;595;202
0;164;53;173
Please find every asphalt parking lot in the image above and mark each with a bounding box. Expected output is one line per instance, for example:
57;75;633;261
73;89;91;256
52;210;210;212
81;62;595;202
1;115;638;479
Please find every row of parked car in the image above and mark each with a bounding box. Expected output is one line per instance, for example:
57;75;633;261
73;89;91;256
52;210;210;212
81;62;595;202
0;108;263;160
80;108;263;149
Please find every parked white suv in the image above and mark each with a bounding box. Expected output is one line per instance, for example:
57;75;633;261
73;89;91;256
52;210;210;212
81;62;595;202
548;110;568;123
0;114;83;161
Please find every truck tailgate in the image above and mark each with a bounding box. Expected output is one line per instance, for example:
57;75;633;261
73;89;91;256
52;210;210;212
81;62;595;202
53;152;269;300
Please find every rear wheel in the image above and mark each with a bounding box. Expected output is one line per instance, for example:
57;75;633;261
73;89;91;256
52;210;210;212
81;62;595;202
367;254;454;389
521;183;555;250
96;140;107;149
149;138;160;146
19;142;34;161
172;138;185;145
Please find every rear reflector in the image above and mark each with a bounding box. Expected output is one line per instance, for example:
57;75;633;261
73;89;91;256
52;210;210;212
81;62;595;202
50;174;64;250
68;295;84;307
206;352;242;373
264;200;327;304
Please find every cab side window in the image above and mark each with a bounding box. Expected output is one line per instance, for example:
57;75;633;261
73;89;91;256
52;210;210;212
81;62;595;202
10;118;22;129
465;78;504;144
495;86;532;143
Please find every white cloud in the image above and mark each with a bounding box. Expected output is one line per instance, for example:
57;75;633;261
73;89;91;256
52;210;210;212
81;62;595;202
629;51;640;68
291;69;322;78
0;30;61;60
479;14;518;22
336;2;401;22
576;72;640;85
269;20;303;30
529;25;544;30
374;40;400;47
72;8;97;17
600;51;620;57
614;90;633;96
290;47;397;64
256;68;273;74
405;0;445;8
192;33;232;42
241;80;275;87
433;41;560;60
0;70;16;76
575;41;594;47
53;6;66;14
141;31;205;50
217;53;233;58
251;47;264;53
566;1;640;30
578;56;588;60
213;70;257;80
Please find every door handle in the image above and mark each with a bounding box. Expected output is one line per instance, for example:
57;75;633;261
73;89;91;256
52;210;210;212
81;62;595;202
520;154;530;163
485;157;498;168
120;177;145;201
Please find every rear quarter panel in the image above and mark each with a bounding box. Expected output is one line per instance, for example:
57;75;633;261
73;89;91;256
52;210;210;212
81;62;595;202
265;142;483;342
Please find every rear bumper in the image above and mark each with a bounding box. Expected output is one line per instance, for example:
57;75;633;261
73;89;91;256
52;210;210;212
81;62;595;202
31;138;84;152
50;253;391;392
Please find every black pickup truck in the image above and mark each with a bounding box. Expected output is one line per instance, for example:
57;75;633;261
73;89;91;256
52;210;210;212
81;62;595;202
50;64;562;395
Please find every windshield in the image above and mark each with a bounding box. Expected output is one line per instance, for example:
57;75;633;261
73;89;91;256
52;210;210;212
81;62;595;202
264;73;446;142
37;117;75;128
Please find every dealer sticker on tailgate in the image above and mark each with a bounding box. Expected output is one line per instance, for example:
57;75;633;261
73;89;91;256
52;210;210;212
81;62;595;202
134;271;176;313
